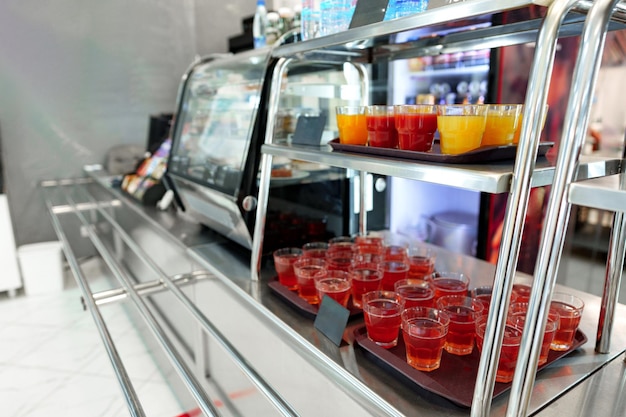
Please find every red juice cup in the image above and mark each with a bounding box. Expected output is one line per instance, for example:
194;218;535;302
476;315;523;383
354;234;385;255
302;241;329;259
470;285;493;312
315;270;351;307
401;307;450;372
394;279;435;308
273;247;303;290
407;245;436;280
293;258;327;305
436;295;483;355
394;104;438;151
366;105;398;148
550;292;584;351
349;262;383;308
384;244;409;262
508;302;560;366
511;276;534;303
381;260;409;291
362;290;404;348
431;272;470;300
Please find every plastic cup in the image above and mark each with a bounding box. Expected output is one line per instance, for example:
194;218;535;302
328;236;355;255
384;245;409;262
401;307;450;372
366;105;398;148
348;262;383;308
437;104;487;154
336;106;368;145
476;315;523;383
381;260;410;291
436;295;483;355
354;234;385;255
508;302;560;366
513;104;549;144
315;270;351;307
394;104;438;151
362;290;405;348
431;271;470;300
302;241;329;259
481;104;523;146
550;292;584;351
407;245;436;280
394;279;435;308
470;285;493;311
293;258;327;305
273;248;303;290
511;276;534;303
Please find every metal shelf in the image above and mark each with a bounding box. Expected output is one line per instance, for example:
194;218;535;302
569;173;626;212
262;142;623;194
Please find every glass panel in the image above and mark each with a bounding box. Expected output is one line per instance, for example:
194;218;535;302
169;52;270;196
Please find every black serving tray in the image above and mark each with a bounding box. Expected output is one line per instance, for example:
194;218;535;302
353;325;587;408
329;138;554;164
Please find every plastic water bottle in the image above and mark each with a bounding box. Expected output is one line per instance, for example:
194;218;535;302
301;0;321;40
320;0;355;36
253;0;268;48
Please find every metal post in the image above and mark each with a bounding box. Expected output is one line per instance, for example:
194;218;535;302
506;0;621;415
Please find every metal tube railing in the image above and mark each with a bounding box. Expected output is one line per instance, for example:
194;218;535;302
59;186;220;417
42;186;146;417
74;185;300;417
470;0;579;415
506;0;622;415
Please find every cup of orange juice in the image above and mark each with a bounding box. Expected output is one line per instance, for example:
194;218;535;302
437;105;487;154
482;104;523;146
336;106;368;145
513;104;549;144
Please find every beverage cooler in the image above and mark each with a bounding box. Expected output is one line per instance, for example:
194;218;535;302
165;48;386;257
386;7;580;273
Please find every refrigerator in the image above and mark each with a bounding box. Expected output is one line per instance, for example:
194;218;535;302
387;6;580;274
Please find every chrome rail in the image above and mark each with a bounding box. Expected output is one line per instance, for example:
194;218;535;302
506;0;623;415
42;186;146;417
471;0;578;415
57;185;221;417
73;185;300;417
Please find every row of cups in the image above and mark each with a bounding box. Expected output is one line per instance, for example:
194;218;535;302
336;104;548;155
272;234;437;308
370;287;583;383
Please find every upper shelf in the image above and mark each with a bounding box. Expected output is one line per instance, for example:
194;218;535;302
262;142;623;194
569;172;626;212
271;0;626;63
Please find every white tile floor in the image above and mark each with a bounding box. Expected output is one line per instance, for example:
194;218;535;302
0;257;187;417
0;241;623;417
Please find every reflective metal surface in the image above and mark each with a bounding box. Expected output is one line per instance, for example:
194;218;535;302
569;173;626;212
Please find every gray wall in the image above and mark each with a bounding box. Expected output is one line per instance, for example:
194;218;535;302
0;0;257;247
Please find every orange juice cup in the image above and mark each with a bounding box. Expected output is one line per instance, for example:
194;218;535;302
336;106;368;145
349;262;383;308
394;104;438;151
407;245;436;280
436;295;484;355
363;290;405;348
437;104;487;154
550;292;584;351
476;315;523;383
366;105;398;148
394;279;435;308
293;258;327;305
481;104;523;146
315;270;351;307
401;307;450;372
273;247;303;290
513;104;549;144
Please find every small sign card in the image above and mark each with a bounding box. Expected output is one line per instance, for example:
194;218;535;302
349;0;390;29
314;296;351;346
